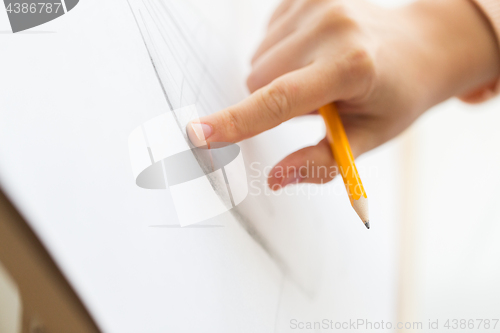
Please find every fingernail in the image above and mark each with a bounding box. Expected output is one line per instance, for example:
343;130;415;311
187;122;212;147
281;176;303;188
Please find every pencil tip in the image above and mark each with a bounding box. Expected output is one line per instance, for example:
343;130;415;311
364;221;370;229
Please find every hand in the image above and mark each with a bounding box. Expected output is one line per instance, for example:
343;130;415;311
188;0;500;188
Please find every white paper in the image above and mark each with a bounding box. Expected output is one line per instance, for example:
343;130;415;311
0;0;401;331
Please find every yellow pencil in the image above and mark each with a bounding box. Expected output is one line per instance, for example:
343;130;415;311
319;103;370;229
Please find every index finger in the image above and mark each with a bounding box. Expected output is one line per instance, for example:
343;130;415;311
187;62;347;146
268;0;296;28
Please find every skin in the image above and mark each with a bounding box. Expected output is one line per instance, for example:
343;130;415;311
187;0;500;188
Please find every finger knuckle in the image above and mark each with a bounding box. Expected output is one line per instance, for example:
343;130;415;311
222;108;247;141
316;3;355;31
261;81;292;122
346;48;373;75
343;47;377;96
305;0;328;6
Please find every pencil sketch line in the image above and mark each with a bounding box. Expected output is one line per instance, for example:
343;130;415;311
147;147;154;164
179;77;184;105
144;1;189;95
128;1;311;293
126;2;174;112
157;0;231;106
147;0;207;107
221;167;235;208
274;275;286;333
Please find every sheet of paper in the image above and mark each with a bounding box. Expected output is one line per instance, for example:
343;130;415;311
127;0;329;294
0;0;401;331
0;1;282;332
128;105;249;226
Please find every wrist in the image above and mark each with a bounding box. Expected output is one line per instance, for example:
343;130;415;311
403;0;500;106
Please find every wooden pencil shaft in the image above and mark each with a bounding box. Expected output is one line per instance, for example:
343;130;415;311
319;103;369;225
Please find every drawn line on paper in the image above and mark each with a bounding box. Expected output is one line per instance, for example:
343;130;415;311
137;9;174;111
274;275;286;333
221;167;235;208
127;0;312;296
